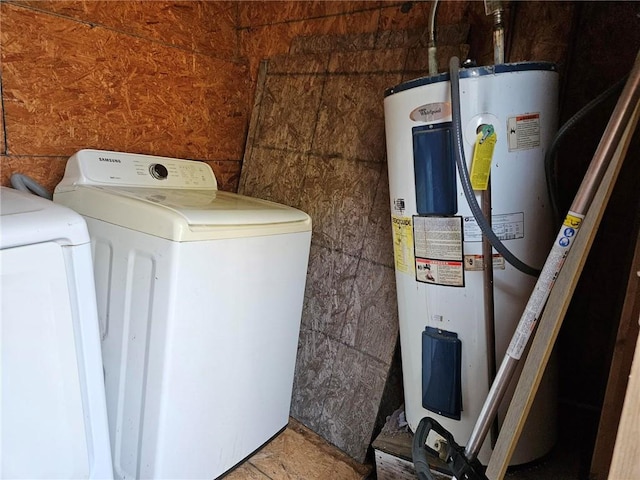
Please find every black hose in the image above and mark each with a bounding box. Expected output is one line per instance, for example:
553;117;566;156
449;57;540;277
412;416;489;480
545;75;628;226
412;417;434;480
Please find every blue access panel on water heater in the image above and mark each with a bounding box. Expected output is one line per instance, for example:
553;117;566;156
422;326;462;420
412;123;457;216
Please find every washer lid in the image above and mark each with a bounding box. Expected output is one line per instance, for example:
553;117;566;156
54;186;311;241
0;187;89;249
104;187;309;225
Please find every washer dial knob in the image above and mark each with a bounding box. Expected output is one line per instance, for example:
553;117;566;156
150;163;169;180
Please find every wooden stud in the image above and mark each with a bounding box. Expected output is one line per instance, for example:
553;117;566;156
607;325;640;479
590;225;640;479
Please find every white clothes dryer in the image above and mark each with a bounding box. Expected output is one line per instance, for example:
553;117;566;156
0;187;113;479
54;150;312;480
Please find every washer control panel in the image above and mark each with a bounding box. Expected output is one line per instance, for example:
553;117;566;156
56;149;218;190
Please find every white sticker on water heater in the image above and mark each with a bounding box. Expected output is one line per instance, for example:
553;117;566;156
409;102;451;123
413;216;464;287
464;254;506;271
507;113;541;151
463;212;525;242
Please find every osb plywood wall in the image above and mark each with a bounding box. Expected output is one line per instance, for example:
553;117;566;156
237;0;575;462
0;1;248;192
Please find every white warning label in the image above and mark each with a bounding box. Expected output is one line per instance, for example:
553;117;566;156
463;212;524;242
464;254;506;271
508;113;541;151
413;216;464;287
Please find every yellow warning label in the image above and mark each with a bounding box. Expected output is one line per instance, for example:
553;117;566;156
563;213;583;229
391;215;415;274
470;129;497;190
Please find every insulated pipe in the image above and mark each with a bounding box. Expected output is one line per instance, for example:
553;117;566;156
571;60;640;213
545;75;628;226
464;49;640;462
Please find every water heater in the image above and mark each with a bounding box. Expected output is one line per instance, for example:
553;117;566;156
384;63;558;464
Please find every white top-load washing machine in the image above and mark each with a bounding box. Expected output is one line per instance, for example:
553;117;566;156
53;150;312;480
0;187;113;479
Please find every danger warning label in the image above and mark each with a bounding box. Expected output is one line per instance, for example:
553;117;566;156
507;113;541;151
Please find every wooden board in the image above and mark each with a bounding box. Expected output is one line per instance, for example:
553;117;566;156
485;86;640;479
590;225;640;479
374;450;451;480
607;328;640;479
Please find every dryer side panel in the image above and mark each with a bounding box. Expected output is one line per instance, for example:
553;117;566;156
1;242;89;479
